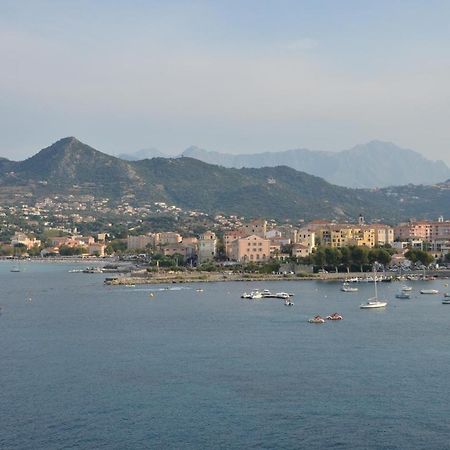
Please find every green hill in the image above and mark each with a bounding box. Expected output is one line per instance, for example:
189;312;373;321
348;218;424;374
0;137;449;222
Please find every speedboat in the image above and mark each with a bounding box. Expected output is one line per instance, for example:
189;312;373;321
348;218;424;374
395;291;411;299
341;282;358;292
442;299;450;304
284;299;294;306
275;292;290;299
420;289;439;294
360;300;388;309
241;292;252;299
326;313;343;320
401;285;412;292
443;292;450;298
250;290;263;299
308;315;325;323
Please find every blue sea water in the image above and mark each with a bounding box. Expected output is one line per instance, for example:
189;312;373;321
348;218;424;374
1;261;450;449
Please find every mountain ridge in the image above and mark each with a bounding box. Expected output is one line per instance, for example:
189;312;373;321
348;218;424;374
180;141;450;188
0;137;449;222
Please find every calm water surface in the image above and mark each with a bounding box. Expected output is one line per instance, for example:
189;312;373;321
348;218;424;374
1;261;450;449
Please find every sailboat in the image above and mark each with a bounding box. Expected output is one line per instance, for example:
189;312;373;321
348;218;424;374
360;265;388;309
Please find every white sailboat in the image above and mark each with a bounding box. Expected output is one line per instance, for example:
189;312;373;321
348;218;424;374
360;266;387;309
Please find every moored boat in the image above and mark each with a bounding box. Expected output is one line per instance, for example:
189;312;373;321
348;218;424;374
341;282;358;292
360;265;388;309
284;299;294;306
360;300;388;309
395;291;411;299
420;289;439;294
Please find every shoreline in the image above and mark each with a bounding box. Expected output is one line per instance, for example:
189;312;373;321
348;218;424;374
105;270;450;285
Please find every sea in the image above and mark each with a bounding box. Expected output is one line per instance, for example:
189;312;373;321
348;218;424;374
1;261;450;450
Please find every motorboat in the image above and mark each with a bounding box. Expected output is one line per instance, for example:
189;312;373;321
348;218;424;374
442;299;450;304
308;315;325;324
360;265;388;309
401;285;412;292
275;292;290;299
250;290;263;299
241;292;252;299
341;282;358;292
443;292;450;298
284;299;294;306
420;289;439;294
395;291;411;299
326;313;343;320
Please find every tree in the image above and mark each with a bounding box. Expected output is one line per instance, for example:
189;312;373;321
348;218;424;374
405;249;434;266
325;247;341;272
340;247;351;272
13;243;28;256
368;248;392;267
351;246;369;272
313;247;326;269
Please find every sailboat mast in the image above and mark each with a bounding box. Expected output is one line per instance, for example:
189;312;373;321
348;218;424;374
374;265;378;300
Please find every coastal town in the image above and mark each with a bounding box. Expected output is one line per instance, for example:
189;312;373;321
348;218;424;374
2;194;449;279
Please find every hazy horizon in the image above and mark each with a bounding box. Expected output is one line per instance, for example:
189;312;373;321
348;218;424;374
2;1;450;164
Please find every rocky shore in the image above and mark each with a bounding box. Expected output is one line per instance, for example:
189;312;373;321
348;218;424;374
104;269;450;285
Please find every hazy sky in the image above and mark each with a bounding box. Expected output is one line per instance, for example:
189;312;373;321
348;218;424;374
1;0;450;163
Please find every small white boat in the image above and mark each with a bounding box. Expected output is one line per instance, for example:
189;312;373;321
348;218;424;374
341;282;358;292
250;290;263;299
442;299;450;304
360;266;388;309
275;292;290;299
395;291;411;299
401;285;412;292
420;289;439;295
360;300;388;309
308;315;325;323
284;299;294;306
443;292;450;298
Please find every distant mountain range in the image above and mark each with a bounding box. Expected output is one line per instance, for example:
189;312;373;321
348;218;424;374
118;148;168;161
179;141;450;188
0;137;449;222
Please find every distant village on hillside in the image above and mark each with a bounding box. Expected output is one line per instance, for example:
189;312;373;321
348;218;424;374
1;194;449;271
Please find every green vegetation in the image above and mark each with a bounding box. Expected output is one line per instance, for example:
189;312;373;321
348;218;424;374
309;245;394;272
404;249;434;266
1;137;449;222
59;245;87;256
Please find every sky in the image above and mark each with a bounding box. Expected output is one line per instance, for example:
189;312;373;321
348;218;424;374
1;0;450;163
